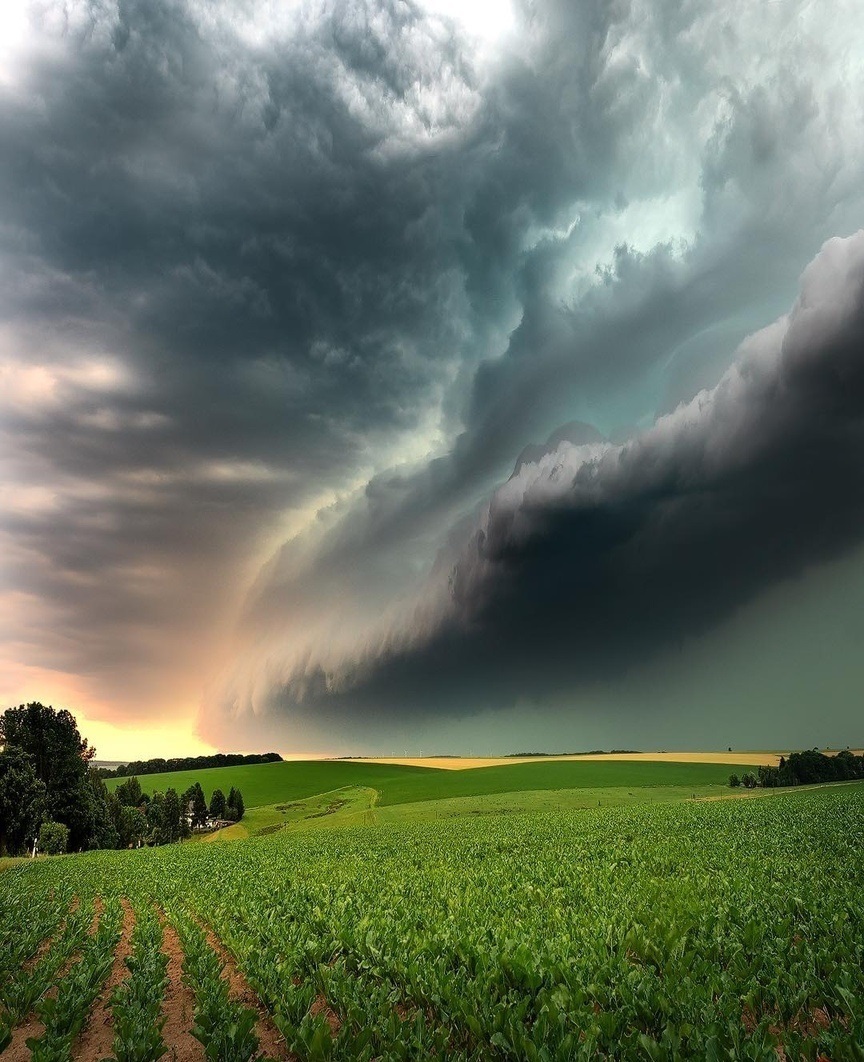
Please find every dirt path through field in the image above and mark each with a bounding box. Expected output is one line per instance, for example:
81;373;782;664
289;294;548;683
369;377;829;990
71;897;135;1061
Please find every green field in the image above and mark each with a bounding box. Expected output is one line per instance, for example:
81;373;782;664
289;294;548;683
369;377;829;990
201;783;749;841
106;756;754;809
3;785;863;1059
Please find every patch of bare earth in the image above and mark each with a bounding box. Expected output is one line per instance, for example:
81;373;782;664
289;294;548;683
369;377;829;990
70;897;136;1061
199;924;299;1059
160;922;206;1062
5;896;103;1061
742;1004;838;1060
309;995;342;1037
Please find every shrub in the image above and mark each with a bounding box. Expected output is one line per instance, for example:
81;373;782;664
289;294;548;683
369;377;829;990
38;820;70;855
728;774;740;788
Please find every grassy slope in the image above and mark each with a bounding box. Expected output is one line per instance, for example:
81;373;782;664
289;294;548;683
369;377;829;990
111;757;757;817
373;759;751;804
105;760;434;808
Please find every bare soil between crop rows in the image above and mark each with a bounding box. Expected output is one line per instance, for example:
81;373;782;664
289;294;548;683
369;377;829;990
198;921;298;1059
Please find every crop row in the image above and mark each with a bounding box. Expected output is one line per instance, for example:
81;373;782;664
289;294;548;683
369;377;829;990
171;907;265;1062
107;903;169;1062
28;897;122;1061
0;894;94;1051
3;785;864;1060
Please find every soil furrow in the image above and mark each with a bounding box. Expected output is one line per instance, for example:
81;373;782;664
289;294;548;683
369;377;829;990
70;897;136;1062
198;923;298;1059
160;922;206;1062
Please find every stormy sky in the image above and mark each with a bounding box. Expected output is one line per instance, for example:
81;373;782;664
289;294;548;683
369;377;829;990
3;0;864;757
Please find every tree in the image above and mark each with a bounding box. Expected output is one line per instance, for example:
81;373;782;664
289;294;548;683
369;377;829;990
226;786;245;821
741;772;757;789
0;703;96;850
162;788;184;843
147;794;167;841
209;789;226;820
117;805;147;848
184;783;208;828
0;747;47;855
116;776;143;807
84;768;119;850
728;774;741;788
38;821;69;855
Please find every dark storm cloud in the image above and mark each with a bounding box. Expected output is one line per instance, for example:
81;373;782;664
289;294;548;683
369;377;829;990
4;0;864;742
5;0;699;702
246;233;864;724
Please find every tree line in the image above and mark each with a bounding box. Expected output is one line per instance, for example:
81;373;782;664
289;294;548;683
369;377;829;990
729;749;864;789
0;702;246;857
98;751;281;778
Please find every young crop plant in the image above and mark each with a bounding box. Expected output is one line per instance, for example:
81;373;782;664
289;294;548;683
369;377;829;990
0;881;72;982
171;909;263;1062
27;897;123;1062
107;904;169;1062
0;895;94;1033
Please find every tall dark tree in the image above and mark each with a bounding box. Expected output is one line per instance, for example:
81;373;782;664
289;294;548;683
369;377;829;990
209;788;226;820
0;747;47;855
0;703;96;850
116;805;147;848
146;792;166;843
85;769;119;850
115;776;143;807
226;786;245;821
183;783;208;828
163;788;184;843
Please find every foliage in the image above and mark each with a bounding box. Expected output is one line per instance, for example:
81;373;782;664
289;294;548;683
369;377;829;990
0;885;84;1028
172;910;261;1062
728;773;741;787
226;787;244;821
0;746;47;855
117;804;148;848
184;783;208;829
116;777;144;807
101;752;282;779
27;897;122;1060
209;789;226;820
759;748;864;788
0;702;114;851
38;821;70;855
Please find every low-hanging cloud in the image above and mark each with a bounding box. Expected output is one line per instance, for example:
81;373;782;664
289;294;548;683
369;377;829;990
219;232;864;734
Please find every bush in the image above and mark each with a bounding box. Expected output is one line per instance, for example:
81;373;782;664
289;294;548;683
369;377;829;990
728;774;740;788
741;772;757;789
39;820;70;855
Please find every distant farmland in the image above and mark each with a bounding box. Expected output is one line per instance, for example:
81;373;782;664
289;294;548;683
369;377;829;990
105;756;757;809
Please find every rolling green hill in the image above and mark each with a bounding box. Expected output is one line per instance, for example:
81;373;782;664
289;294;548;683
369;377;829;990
105;759;433;808
106;756;753;809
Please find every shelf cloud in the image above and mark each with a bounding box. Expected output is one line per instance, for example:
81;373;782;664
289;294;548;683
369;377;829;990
218;233;864;737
